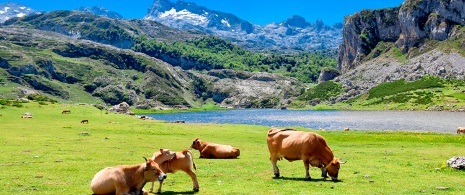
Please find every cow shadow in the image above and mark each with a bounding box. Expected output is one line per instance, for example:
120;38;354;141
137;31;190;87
273;177;343;183
156;190;197;195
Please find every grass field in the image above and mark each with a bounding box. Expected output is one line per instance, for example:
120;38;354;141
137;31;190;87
1;102;464;194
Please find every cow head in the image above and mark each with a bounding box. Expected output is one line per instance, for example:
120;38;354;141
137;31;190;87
143;157;166;182
190;138;201;150
153;148;176;163
325;158;344;181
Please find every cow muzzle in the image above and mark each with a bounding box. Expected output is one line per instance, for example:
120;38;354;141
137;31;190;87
158;173;167;181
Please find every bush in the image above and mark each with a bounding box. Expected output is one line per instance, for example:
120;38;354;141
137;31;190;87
297;81;343;101
368;76;444;99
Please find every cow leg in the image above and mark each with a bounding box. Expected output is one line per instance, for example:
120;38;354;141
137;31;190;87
270;155;280;177
186;170;199;192
149;181;154;193
304;160;311;180
156;181;163;194
320;168;328;178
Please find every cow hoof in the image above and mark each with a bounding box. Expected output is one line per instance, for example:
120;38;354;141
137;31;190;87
274;173;280;178
305;177;312;181
193;188;199;192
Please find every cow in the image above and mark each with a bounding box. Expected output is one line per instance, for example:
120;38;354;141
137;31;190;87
190;138;240;159
81;119;89;124
457;127;465;134
90;157;166;195
344;127;350;131
20;115;32;118
149;148;199;193
266;128;344;181
62;110;71;114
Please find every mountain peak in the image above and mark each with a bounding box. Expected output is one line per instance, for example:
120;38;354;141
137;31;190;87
0;2;41;23
281;15;310;28
75;6;123;19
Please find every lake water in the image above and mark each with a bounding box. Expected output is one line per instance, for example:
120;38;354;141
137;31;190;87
145;109;465;133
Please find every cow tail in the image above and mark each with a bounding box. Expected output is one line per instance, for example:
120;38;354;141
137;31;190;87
186;149;197;170
267;128;296;136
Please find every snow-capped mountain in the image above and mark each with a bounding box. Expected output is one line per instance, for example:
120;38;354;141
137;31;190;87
0;2;41;23
75;6;123;19
144;0;343;52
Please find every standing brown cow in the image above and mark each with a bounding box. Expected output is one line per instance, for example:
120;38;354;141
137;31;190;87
457;127;465;134
190;138;240;159
149;148;199;193
90;157;166;195
267;128;344;181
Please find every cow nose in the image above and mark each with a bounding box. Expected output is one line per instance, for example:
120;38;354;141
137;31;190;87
158;174;167;181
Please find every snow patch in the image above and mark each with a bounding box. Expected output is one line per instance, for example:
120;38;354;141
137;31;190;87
16;13;26;17
221;19;231;27
159;8;208;26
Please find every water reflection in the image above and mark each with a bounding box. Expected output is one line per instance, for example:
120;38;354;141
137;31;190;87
146;109;465;133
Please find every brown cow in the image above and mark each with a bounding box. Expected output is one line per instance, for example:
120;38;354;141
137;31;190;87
267;128;344;181
81;119;89;124
90;157;166;195
457;127;465;134
149;148;199;193
62;110;71;114
190;138;240;159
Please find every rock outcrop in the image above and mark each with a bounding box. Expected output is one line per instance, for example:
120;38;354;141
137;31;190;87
338;0;465;74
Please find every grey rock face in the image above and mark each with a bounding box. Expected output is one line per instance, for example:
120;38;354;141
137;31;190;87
338;0;465;74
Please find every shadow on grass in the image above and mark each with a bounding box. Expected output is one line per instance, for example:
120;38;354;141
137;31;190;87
154;190;197;195
273;177;343;183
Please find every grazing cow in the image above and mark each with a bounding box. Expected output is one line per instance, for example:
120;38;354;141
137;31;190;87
62;110;71;114
81;119;89;124
149;148;199;193
20;115;33;118
90;157;166;195
190;138;240;159
266;128;344;181
457;127;465;134
344;127;350;131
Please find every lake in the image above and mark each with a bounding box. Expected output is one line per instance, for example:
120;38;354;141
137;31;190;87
145;109;465;133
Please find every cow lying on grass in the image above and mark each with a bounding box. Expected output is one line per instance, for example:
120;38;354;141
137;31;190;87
457;127;465;134
149;148;199;193
266;128;344;181
90;157;166;195
190;138;240;159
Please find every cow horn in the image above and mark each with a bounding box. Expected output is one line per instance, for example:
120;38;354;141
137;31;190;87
338;158;347;164
143;157;148;162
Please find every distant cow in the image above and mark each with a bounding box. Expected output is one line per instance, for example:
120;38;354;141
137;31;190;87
20;115;32;118
62;110;71;114
81;119;88;124
266;128;344;181
149;148;199;193
90;157;166;195
457;127;465;134
344;127;350;131
190;138;240;159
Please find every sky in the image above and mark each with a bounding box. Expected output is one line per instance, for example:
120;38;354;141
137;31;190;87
1;0;406;25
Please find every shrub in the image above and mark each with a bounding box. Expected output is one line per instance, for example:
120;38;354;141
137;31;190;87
297;81;343;101
368;76;444;99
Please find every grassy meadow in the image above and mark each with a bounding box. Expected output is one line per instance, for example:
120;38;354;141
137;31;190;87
1;102;465;194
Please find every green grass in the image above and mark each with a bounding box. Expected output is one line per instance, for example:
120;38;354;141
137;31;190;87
1;102;465;194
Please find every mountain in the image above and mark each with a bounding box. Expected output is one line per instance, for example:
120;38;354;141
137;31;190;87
0;26;304;109
338;0;465;74
0;2;41;23
333;0;465;103
144;0;343;52
75;6;123;19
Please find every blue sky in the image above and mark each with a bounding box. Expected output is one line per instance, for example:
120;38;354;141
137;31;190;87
2;0;405;25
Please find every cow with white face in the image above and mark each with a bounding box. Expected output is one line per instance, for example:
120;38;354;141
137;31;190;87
266;128;344;181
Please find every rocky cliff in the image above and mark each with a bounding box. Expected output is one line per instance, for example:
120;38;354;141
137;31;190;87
338;0;465;74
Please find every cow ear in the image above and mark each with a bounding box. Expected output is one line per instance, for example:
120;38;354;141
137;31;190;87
159;148;163;152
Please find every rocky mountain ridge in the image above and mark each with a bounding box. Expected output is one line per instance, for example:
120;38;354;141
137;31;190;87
75;6;124;19
338;0;465;74
0;2;41;23
144;0;343;52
